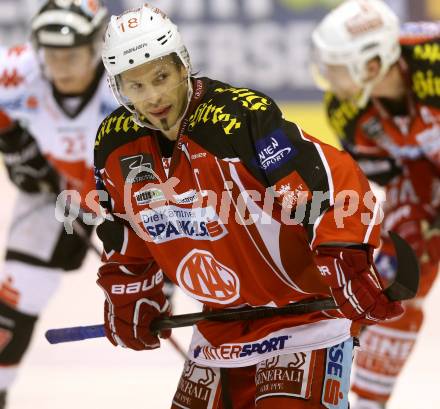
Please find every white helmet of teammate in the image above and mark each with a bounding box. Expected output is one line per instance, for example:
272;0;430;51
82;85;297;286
31;0;108;49
311;0;401;107
102;4;192;130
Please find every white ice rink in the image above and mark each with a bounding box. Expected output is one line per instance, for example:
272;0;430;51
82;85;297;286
0;168;439;409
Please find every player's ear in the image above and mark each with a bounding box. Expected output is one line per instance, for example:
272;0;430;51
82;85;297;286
364;57;382;81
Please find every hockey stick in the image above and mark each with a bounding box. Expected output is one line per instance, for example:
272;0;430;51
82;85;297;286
45;231;419;344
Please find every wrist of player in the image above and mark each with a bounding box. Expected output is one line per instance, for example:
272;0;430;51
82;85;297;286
314;246;404;325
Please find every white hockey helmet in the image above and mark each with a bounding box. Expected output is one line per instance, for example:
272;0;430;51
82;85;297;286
312;0;401;106
31;0;108;48
102;4;192;129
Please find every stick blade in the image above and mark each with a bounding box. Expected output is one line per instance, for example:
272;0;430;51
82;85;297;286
384;231;420;301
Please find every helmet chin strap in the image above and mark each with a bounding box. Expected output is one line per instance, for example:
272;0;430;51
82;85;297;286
356;82;374;108
352;60;390;108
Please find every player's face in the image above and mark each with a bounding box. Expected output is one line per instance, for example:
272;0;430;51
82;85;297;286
314;63;362;100
119;55;189;131
42;45;96;94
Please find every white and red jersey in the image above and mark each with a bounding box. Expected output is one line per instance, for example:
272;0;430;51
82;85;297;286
95;77;381;368
0;43;117;200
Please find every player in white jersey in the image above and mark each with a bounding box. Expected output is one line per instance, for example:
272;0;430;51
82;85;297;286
0;1;114;406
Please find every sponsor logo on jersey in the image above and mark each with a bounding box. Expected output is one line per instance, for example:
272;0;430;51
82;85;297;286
253;129;297;172
119;153;156;183
188;99;242;135
321;340;352;409
134;188;165;205
173;189;199;204
356;327;416;376
214;87;272;112
326;95;360;139
191;152;207;160
172;361;218;408
255;353;312;401
141;205;227;244
413;43;440;64
134;188;198;206
95;112;140;147
274;176;310;208
177;249;238;304
413;69;440;99
193;78;204;99
0;69;24;88
193;335;290;360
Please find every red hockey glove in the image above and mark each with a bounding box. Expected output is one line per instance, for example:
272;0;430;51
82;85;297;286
315;246;404;325
97;263;171;351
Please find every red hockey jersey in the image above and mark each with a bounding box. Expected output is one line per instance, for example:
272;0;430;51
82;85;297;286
325;22;440;223
94;77;380;367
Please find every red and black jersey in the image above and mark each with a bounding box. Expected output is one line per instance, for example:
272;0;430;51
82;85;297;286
94;77;380;367
325;22;440;225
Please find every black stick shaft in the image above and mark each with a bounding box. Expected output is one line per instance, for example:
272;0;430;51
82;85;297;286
150;298;337;332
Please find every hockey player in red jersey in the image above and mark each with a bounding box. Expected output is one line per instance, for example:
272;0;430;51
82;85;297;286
312;1;440;408
0;1;114;406
94;4;404;408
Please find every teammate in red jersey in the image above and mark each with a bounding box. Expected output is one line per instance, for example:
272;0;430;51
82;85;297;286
312;1;440;408
94;4;403;408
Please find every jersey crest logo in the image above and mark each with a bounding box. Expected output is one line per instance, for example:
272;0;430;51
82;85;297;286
0;69;24;88
176;249;240;304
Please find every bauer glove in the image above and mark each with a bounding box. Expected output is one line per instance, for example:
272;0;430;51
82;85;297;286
97;263;171;350
315;246;404;325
